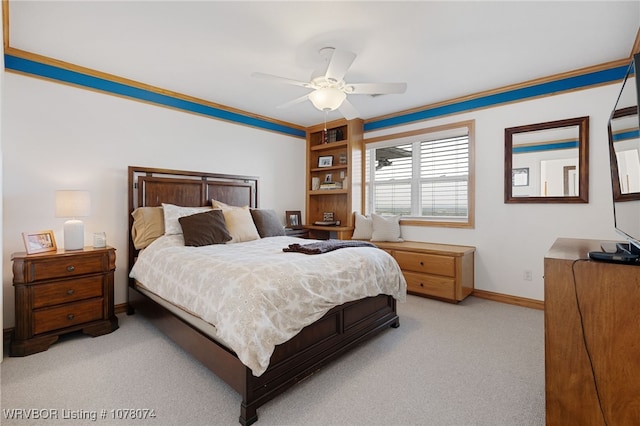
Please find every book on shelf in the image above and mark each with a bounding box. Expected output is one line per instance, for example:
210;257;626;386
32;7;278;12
319;181;342;190
323;128;344;144
313;221;339;226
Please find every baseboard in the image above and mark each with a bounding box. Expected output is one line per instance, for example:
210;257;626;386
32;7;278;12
115;303;129;314
472;289;544;310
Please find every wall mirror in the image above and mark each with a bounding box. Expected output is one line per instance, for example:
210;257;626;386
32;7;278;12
608;55;640;201
505;116;589;203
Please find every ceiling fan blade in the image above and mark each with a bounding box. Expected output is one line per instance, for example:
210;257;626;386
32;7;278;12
338;98;359;120
276;94;310;109
251;72;311;88
348;82;407;95
325;49;356;83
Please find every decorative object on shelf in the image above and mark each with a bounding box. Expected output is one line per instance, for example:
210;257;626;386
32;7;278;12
339;152;347;164
285;210;302;229
21;230;57;254
324;173;333;183
55;190;91;250
312;177;320;190
93;232;107;248
318;155;333;167
323;212;334;222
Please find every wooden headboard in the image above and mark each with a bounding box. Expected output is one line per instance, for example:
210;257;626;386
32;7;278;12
127;166;259;275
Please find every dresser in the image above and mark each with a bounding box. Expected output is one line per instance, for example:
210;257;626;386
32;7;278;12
373;241;475;303
11;246;119;356
545;238;640;425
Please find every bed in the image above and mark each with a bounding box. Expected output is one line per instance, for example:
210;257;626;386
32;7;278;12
127;166;405;425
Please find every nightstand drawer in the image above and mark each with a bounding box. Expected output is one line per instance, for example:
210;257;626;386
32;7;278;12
394;251;455;277
30;255;105;281
33;298;104;335
32;276;103;308
404;270;455;300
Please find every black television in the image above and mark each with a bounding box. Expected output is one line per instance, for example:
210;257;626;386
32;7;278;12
596;52;640;263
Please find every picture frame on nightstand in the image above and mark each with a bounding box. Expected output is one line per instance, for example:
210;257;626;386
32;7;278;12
286;210;303;229
22;230;57;254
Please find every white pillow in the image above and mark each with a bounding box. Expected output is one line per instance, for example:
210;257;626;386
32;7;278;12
352;213;373;240
370;213;403;242
162;203;211;235
212;200;260;243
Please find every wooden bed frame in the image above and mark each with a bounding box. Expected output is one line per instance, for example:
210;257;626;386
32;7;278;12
127;166;400;425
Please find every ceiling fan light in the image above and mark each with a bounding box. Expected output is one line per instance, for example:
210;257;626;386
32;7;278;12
308;87;346;111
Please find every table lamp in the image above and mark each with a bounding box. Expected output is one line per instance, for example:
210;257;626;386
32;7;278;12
55;190;90;250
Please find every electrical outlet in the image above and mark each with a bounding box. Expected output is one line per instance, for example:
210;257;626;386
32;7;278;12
524;270;533;281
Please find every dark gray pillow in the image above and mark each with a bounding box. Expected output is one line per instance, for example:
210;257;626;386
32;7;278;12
179;210;232;246
250;209;285;237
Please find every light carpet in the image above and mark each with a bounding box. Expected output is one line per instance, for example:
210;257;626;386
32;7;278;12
1;295;545;425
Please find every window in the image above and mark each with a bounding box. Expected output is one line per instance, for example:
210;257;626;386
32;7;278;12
364;121;474;228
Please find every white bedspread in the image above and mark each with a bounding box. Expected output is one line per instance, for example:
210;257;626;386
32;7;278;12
129;235;406;376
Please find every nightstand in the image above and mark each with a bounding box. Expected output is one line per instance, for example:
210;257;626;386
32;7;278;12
10;246;119;356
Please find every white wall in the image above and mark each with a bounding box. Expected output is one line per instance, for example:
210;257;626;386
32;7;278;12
366;84;621;300
2;72;306;328
1;66;626;329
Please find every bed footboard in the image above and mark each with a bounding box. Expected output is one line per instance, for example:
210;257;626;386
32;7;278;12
128;286;399;425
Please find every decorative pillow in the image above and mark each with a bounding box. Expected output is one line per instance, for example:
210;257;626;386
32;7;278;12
370;213;404;242
250;209;285;237
352;213;373;240
211;200;260;243
131;206;165;249
179;210;232;246
162;203;211;235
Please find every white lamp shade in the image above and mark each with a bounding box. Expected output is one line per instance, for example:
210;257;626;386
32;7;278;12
308;87;346;111
55;190;91;218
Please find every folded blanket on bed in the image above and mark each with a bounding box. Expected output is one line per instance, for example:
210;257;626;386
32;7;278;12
283;239;377;254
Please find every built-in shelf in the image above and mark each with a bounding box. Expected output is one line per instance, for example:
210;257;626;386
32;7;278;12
305;118;363;239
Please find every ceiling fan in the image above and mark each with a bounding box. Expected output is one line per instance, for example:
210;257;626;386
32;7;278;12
252;47;407;120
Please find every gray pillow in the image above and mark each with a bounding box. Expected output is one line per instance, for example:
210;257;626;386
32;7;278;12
179;210;232;246
250;209;285;237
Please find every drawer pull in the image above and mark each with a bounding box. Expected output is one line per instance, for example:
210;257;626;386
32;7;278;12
419;261;424;266
66;289;74;295
66;265;75;272
420;282;424;287
67;314;75;321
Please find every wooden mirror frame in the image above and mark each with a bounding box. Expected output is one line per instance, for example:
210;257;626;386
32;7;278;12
504;116;589;203
609;106;640;201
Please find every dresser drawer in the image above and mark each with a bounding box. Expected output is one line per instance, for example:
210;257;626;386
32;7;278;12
394;251;455;277
404;270;455;300
32;275;103;309
33;298;104;335
30;255;105;281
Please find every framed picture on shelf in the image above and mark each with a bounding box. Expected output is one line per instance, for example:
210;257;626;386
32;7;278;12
22;230;57;254
318;155;333;168
285;210;303;229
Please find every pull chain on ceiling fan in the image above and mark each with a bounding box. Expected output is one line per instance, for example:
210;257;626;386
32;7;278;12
252;47;407;120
